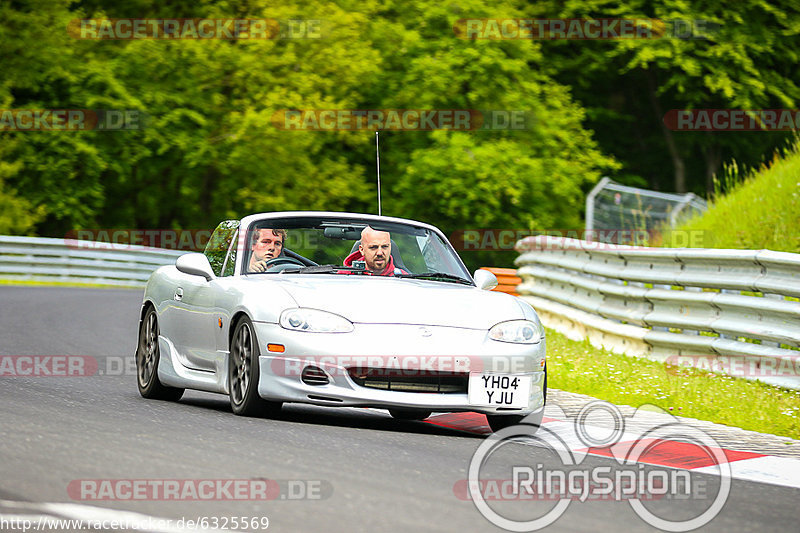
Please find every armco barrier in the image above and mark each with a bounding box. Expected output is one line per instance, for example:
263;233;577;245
514;236;800;390
0;236;183;287
4;234;799;388
0;239;522;292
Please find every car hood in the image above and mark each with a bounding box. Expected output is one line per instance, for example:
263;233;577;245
265;275;523;329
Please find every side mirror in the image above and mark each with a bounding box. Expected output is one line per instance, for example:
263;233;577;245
473;269;498;291
176;253;216;281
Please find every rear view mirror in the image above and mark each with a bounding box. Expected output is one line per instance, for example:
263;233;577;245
473;269;498;291
323;226;363;240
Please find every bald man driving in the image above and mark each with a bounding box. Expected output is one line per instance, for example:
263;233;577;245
343;226;406;276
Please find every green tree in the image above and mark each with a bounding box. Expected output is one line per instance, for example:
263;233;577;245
0;153;44;234
3;0;614;265
0;0;78;233
524;0;800;193
363;0;617;233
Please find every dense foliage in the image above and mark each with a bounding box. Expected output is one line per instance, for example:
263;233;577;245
526;0;800;193
1;0;797;268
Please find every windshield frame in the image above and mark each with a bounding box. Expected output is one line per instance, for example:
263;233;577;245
233;211;473;283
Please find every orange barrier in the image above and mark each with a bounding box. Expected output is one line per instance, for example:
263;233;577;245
481;267;521;296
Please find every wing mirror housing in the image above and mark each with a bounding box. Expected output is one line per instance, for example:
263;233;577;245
473;269;498;291
176;253;216;281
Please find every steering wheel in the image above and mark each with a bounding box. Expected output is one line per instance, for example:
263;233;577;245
265;256;305;271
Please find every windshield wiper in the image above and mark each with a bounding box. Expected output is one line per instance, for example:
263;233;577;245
281;264;370;275
397;272;473;285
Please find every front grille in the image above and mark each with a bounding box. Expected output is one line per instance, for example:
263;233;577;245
301;365;330;386
347;368;468;394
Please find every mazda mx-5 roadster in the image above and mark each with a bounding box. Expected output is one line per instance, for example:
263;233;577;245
135;212;546;432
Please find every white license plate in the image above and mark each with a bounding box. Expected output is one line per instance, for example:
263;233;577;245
468;373;531;408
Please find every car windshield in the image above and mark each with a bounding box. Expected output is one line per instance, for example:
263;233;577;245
241;216;471;283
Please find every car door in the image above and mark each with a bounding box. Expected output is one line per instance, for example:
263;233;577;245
170;220;239;372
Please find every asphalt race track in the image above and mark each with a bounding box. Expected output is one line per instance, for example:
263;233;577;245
1;286;798;532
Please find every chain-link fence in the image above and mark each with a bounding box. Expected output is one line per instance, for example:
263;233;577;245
585;177;707;244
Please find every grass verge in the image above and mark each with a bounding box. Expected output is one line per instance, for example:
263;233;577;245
663;140;800;252
546;328;800;440
0;279;141;289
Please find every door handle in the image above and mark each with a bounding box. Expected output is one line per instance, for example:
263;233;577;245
174;287;183;301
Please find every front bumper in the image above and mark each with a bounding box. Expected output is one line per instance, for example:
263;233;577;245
253;322;546;415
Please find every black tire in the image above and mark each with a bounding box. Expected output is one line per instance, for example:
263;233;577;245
136;307;184;401
487;413;526;432
487;410;543;432
389;409;432;421
486;367;547;433
228;316;282;417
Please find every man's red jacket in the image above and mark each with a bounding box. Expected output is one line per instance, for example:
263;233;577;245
343;249;407;276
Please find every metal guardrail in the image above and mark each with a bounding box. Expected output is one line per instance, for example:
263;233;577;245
515;236;800;389
0;235;183;287
4;234;799;388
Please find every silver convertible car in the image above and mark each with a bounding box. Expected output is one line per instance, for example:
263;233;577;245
135;212;546;431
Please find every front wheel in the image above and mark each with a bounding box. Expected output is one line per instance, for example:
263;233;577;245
228;316;282;417
136;307;184;401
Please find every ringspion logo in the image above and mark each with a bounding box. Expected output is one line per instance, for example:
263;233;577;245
68;18;321;39
466;401;731;531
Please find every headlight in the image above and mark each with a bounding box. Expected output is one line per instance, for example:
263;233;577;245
279;308;354;333
488;319;543;344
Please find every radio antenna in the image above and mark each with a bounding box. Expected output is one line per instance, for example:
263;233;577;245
375;131;382;216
